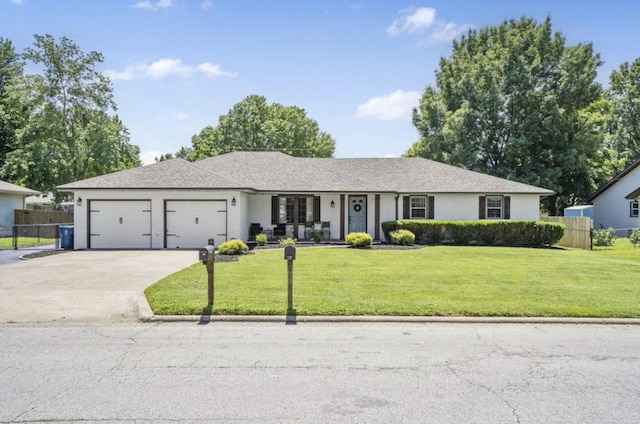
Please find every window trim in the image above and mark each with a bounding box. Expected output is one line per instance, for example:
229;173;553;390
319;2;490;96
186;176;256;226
486;195;503;219
278;195;314;224
631;200;639;218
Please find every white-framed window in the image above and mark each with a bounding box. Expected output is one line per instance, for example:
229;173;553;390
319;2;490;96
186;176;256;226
631;201;639;218
278;196;313;224
486;196;503;219
410;196;427;218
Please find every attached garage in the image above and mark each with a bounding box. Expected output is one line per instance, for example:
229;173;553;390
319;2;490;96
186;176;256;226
89;200;152;249
165;200;227;248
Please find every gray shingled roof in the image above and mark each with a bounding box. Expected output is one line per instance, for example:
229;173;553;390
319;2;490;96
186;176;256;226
58;152;554;195
0;180;38;195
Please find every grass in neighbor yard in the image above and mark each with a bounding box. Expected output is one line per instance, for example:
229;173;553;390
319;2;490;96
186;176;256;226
0;236;56;249
145;239;640;317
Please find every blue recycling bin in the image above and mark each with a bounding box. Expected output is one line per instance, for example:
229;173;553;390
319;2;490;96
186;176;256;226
58;225;74;250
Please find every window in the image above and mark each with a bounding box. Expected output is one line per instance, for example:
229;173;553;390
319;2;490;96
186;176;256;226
410;196;427;218
486;196;503;219
631;201;639;218
278;196;313;224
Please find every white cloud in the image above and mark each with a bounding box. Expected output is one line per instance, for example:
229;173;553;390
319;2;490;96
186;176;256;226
428;22;474;43
387;7;436;36
131;0;172;11
197;62;237;77
173;112;189;121
200;0;213;10
140;151;165;165
104;58;235;81
356;90;421;121
10;0;24;4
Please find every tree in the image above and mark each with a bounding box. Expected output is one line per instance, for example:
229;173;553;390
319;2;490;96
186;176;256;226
408;17;604;214
1;35;140;192
608;58;640;168
189;94;335;159
0;38;23;168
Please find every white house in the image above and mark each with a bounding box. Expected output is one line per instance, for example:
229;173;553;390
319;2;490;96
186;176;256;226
588;158;640;234
0;180;39;236
57;151;554;249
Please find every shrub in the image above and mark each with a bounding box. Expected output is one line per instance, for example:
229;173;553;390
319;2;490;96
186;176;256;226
381;220;564;247
311;230;322;243
630;229;640;248
345;232;372;248
389;229;415;245
217;239;248;255
279;237;295;246
255;233;267;246
593;227;616;246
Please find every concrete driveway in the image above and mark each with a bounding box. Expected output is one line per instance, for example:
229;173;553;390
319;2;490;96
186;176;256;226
0;250;197;323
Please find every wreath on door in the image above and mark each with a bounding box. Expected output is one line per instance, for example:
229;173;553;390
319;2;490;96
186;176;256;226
353;204;362;212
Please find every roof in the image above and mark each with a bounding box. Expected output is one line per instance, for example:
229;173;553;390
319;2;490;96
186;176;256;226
0;180;39;195
625;187;640;200
58;151;554;195
588;158;640;202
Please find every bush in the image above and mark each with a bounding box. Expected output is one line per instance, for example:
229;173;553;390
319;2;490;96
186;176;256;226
217;239;248;255
593;227;616;246
630;229;640;248
279;237;295;246
381;220;564;247
255;233;267;246
345;232;372;248
389;229;415;245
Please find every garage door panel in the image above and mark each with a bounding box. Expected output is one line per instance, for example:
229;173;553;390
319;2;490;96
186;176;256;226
166;200;226;249
90;200;151;249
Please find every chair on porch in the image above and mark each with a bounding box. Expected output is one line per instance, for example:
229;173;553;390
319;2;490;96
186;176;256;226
273;223;286;239
321;221;330;240
304;222;314;240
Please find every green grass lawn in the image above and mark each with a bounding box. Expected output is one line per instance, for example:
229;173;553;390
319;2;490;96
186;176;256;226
145;239;640;317
0;236;57;249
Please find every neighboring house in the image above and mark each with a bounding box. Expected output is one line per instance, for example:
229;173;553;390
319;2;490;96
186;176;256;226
588;158;640;234
0;180;39;237
57;151;554;250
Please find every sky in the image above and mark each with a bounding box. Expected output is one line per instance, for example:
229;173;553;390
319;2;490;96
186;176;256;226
2;0;640;165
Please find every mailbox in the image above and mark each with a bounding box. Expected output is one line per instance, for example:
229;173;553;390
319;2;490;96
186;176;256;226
199;245;214;263
284;245;296;260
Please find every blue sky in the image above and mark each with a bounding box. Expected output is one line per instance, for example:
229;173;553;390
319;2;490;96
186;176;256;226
3;0;640;165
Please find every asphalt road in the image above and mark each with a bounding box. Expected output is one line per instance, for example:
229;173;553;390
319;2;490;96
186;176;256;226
1;322;639;423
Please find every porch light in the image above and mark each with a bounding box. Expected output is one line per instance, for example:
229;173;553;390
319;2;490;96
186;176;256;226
77;197;82;206
330;200;335;208
231;197;236;206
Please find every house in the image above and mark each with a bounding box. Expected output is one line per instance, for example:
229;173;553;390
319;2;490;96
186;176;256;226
57;151;554;249
0;180;39;236
588;158;640;234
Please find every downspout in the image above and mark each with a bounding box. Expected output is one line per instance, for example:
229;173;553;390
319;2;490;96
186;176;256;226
395;195;399;220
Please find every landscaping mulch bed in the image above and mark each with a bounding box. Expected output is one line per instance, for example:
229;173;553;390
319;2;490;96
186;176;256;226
20;249;70;260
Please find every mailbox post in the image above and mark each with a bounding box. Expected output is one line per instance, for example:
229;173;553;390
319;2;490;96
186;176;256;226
284;245;296;312
199;243;215;306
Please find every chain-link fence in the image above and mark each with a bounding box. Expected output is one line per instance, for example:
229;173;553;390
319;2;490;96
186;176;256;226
9;223;71;250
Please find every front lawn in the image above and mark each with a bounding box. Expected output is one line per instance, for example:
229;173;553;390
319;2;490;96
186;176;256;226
0;236;57;249
145;240;640;317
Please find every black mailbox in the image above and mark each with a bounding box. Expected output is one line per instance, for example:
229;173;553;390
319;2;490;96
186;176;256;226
284;245;296;260
199;245;214;262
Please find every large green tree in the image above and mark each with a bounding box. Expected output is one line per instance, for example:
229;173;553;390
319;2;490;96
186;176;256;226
189;94;335;159
1;35;140;192
608;57;640;168
407;17;604;214
0;38;23;168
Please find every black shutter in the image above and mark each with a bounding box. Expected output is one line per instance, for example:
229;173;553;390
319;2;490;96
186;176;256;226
504;196;511;219
428;196;435;219
479;196;486;219
271;196;278;225
314;196;321;222
403;196;410;219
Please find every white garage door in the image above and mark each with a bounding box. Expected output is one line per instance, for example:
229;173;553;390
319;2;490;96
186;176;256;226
165;200;227;249
89;200;152;249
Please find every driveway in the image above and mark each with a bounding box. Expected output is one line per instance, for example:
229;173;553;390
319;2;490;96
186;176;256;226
0;250;197;323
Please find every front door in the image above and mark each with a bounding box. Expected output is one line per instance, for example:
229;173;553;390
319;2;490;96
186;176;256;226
349;195;367;233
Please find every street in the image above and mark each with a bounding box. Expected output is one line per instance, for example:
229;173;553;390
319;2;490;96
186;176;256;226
1;322;639;423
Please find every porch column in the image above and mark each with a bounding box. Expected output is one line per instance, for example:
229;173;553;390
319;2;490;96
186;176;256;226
340;194;345;240
375;194;380;241
293;195;299;238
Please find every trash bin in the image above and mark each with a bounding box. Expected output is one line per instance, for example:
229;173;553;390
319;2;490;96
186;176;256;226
58;225;74;250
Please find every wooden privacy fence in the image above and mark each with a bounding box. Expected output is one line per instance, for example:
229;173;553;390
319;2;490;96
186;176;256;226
14;209;73;225
542;216;592;249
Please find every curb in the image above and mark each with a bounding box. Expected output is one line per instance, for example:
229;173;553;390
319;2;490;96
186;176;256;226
135;294;640;325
